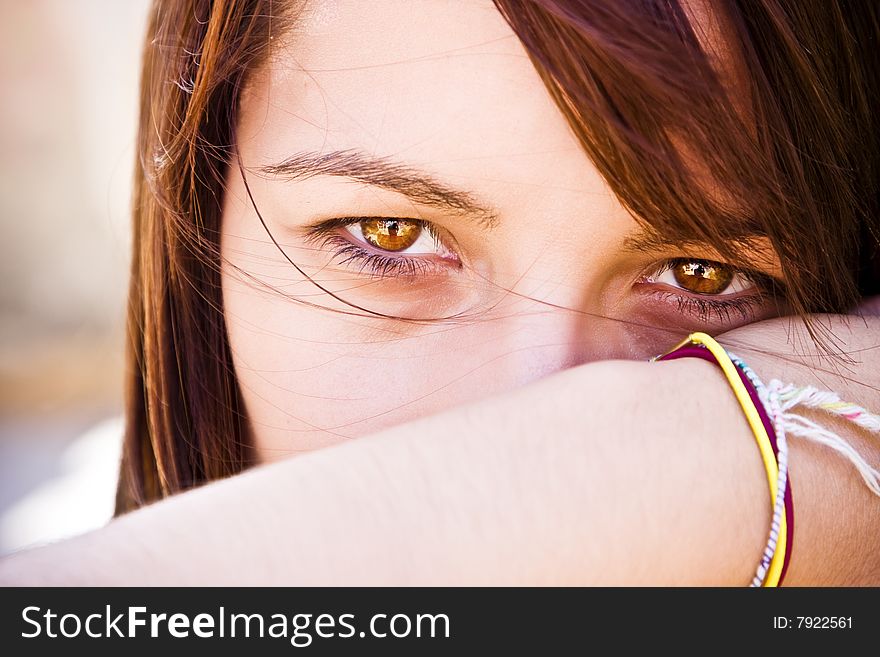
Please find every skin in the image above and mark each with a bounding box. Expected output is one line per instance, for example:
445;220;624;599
1;0;878;584
0;319;877;585
0;359;776;585
223;0;783;458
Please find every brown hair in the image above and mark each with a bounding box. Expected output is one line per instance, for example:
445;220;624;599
117;0;880;512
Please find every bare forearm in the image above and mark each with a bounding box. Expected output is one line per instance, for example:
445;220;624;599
1;316;876;585
0;359;768;585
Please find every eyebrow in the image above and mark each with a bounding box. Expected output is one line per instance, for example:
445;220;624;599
622;225;784;278
258;149;499;228
622;231;690;253
622;226;766;254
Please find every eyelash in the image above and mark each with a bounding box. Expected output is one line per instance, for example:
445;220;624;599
306;218;453;278
657;291;765;323
305;217;778;321
642;259;774;323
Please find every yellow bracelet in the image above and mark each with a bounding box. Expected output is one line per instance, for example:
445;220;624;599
658;332;786;587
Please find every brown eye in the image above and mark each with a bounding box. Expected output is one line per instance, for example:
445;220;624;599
360;219;422;252
671;259;734;295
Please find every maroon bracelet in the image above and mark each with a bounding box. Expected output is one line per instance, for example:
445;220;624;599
657;343;793;585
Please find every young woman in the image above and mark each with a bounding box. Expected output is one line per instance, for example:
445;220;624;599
2;0;878;585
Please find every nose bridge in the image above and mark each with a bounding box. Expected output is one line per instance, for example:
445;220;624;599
481;294;617;385
504;244;613;352
477;206;647;377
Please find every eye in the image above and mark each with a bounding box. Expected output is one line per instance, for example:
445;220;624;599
303;216;460;279
648;258;752;296
347;218;434;253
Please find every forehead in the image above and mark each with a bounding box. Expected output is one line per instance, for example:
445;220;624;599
237;0;750;221
237;0;604;214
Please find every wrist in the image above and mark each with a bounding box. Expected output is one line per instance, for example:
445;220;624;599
589;356;770;584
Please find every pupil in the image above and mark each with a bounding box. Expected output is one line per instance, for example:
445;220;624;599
385;220;399;236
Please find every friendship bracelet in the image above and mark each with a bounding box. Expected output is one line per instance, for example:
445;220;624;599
731;356;791;587
729;353;793;585
653;333;788;587
766;382;880;498
657;343;793;584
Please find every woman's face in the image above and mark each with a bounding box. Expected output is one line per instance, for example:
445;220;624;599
221;0;780;459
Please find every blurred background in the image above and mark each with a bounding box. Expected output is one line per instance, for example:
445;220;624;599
0;0;150;554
